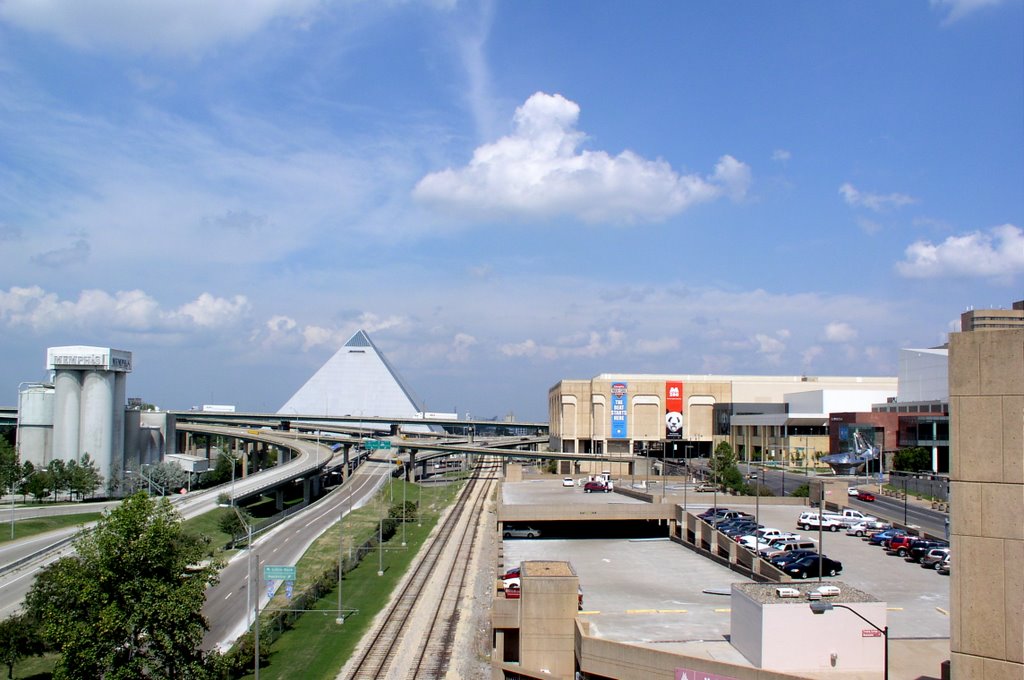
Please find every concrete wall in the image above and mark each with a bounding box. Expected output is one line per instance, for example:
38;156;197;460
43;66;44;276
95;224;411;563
948;328;1024;679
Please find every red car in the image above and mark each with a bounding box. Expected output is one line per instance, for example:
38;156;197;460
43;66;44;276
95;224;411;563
857;491;876;502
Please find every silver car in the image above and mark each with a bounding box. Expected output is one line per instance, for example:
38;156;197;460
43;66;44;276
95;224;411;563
921;547;950;569
502;526;541;539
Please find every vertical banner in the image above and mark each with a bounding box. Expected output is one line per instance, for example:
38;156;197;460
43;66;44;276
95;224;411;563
610;382;628;439
665;381;684;440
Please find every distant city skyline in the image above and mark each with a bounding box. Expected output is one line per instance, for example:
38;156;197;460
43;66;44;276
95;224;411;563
0;1;1021;422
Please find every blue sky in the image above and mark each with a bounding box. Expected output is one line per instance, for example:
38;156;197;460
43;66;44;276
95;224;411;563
0;0;1021;422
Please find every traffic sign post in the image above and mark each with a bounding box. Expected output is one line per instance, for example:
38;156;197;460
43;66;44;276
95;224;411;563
264;565;296;582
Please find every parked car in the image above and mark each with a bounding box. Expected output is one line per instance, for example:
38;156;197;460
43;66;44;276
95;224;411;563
887;534;916;556
501;566;520;580
561;477;575;487
797;512;843;532
583;481;611;493
769;549;819;568
760;538;818;560
502;526;541;539
697;507;729;520
857;491;876;502
869;528;906;546
709;510;753;525
936;554;951;575
846;520;890;537
921;547;951;569
908;539;949;562
782;554;843;579
721;522;762;537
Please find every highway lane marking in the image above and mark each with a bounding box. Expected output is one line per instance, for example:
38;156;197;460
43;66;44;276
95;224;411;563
658;609;688;613
936;607;948;616
224;592;232;600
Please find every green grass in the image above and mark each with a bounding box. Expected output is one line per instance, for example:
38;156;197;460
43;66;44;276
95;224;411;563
6;651;57;679
0;513;104;544
238;479;463;680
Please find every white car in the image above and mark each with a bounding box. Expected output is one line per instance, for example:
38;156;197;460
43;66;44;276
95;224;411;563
503;526;541;539
847;487;859;496
562;477;575;487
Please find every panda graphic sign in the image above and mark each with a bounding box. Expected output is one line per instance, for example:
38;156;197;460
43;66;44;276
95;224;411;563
665;381;684;440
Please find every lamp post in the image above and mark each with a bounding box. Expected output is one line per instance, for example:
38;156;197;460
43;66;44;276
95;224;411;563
809;601;888;679
902;476;908;526
231;506;254;627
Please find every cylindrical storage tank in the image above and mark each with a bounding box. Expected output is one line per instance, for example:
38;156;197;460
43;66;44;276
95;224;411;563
80;370;115;485
52;370;82;462
17;385;54;467
123;408;141;473
113;373;127;473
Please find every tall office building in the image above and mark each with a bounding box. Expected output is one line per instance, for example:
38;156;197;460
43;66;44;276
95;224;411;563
948;324;1023;678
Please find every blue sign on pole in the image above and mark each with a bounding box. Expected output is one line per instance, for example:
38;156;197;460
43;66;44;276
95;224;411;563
266;580;275;598
285;580;294;600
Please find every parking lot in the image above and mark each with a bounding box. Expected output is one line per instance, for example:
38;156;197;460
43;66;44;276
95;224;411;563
500;480;950;640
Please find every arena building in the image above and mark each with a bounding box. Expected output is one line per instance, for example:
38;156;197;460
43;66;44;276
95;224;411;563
548;374;898;470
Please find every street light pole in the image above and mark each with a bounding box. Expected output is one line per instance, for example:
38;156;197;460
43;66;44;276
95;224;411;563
809;601;888;680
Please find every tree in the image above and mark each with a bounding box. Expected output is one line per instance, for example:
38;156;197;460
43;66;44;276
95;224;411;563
0;613;44;679
0;438;16;497
892;447;932;472
217;507;252;541
47;460;68;501
68;454;103;500
24;493;222;679
709;441;736;479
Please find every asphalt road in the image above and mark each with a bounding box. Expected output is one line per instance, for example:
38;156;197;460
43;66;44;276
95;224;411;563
202;459;392;651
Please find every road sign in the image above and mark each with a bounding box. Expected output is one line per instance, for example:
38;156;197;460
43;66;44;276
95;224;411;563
264;565;296;581
285;581;293;600
364;439;392;450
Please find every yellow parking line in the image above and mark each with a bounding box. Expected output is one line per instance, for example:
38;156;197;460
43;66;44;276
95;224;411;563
714;608;731;613
936;607;948;616
627;609;657;614
578;610;601;615
887;607;904;611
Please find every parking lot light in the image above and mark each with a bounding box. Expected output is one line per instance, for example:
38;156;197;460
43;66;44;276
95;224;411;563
809;602;888;680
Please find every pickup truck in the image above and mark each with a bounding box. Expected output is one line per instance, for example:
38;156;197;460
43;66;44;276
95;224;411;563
837;509;878;526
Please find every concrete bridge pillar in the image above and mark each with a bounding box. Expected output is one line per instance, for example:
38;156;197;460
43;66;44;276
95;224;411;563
405;450;416;482
342;446;350;481
241;445;249;479
275;489;284;511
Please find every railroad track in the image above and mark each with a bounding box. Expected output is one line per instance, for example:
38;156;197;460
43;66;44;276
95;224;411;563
340;458;498;680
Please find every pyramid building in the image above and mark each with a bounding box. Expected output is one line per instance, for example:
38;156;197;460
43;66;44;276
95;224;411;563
278;330;425;418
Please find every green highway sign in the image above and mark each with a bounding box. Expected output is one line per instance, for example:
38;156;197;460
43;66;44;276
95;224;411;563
264;565;296;581
363;439;392;450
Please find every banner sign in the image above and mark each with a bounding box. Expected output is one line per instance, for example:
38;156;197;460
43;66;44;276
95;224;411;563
665;381;684;440
610;382;628;439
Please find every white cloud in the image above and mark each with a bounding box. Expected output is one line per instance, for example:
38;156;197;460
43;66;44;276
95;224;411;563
771;149;791;162
414;92;751;223
824;322;857;343
0;0;323;56
0;286;249;333
839;182;916;212
754;333;786;362
931;0;1005;24
896;223;1024;279
449;333;478;362
499;329;627;360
